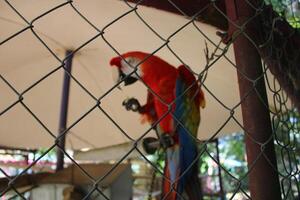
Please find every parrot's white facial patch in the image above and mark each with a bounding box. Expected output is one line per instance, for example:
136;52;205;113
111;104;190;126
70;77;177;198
120;57;143;78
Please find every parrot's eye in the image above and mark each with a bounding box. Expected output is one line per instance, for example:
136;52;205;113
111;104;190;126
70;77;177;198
126;57;135;68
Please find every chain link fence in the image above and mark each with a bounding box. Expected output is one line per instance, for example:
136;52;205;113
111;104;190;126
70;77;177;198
1;0;299;199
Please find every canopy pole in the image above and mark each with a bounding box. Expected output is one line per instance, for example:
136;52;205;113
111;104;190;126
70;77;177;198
56;50;73;171
224;0;281;199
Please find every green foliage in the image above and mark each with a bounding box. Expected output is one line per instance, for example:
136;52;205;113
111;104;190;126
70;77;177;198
264;0;300;28
36;147;57;161
265;0;287;13
144;109;300;198
218;134;248;192
198;134;249;195
220;134;245;163
273;109;300;199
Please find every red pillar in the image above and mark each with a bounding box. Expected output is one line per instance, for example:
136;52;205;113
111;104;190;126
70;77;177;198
224;0;281;199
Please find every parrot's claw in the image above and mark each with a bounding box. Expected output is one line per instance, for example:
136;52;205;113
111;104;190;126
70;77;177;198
142;134;175;155
160;134;174;149
122;97;141;112
142;137;158;155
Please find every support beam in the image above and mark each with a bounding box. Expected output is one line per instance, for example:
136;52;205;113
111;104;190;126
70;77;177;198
224;1;281;199
126;0;227;30
56;50;73;171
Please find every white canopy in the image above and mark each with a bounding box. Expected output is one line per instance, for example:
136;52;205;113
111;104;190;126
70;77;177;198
0;0;273;150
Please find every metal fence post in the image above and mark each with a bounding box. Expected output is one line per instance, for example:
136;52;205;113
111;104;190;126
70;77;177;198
215;140;225;200
224;0;282;199
56;50;73;171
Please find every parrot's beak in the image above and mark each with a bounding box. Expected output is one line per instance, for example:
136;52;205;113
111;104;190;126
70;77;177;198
122;72;138;86
111;67;138;90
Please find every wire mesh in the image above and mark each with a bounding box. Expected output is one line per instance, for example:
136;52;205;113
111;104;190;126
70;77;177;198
0;0;299;199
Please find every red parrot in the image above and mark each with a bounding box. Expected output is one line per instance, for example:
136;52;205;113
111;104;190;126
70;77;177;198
110;51;205;200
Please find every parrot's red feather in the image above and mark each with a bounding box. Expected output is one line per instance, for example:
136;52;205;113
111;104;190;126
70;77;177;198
139;92;157;124
109;56;121;68
110;51;205;200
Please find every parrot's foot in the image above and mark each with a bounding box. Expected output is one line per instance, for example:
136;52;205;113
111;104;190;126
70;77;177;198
122;97;141;112
142;135;174;154
142;137;158;155
159;134;174;149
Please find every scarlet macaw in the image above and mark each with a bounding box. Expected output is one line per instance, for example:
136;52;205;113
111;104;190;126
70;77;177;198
110;51;205;200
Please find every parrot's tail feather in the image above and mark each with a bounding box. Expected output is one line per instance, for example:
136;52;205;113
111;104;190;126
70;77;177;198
162;163;178;200
162;162;203;200
184;167;203;200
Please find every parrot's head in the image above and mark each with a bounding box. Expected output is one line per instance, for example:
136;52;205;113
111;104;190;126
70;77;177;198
110;53;144;87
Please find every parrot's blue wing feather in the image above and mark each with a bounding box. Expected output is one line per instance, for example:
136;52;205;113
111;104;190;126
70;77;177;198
173;65;202;199
162;65;203;200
